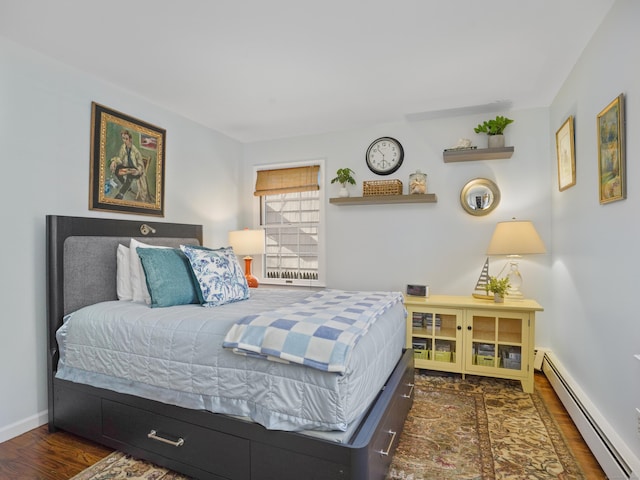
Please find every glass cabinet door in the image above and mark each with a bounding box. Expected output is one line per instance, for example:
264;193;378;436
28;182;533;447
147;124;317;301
467;311;526;373
408;308;462;371
471;315;498;367
497;316;523;370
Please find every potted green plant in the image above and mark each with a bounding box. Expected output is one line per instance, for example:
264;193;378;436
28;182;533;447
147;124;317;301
474;115;514;148
486;276;511;303
331;168;356;197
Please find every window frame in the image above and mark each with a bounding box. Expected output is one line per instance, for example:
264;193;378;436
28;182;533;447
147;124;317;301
252;159;326;287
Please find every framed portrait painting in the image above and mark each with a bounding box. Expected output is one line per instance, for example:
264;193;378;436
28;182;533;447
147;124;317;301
89;102;166;216
555;115;576;191
597;94;626;204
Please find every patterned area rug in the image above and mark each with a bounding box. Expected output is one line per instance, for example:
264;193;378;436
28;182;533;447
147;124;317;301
387;374;585;479
71;374;585;480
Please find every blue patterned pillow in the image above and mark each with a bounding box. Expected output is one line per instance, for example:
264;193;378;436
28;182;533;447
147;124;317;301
137;248;200;307
180;245;250;307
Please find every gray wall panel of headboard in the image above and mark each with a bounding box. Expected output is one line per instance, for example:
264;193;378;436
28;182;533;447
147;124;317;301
63;236;199;315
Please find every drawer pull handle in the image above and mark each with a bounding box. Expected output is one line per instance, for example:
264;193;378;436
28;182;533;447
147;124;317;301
147;429;185;447
378;430;397;456
402;383;415;399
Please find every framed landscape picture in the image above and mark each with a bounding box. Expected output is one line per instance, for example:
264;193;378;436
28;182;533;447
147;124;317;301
555;115;576;191
89;102;166;216
597;94;626;204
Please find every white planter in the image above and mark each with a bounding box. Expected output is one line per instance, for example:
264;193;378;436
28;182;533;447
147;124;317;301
339;185;350;197
488;134;505;148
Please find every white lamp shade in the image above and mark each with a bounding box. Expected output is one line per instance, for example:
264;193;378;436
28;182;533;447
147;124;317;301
228;229;265;256
486;220;546;256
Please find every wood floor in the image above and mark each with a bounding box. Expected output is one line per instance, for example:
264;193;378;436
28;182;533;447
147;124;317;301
0;372;607;479
534;372;607;479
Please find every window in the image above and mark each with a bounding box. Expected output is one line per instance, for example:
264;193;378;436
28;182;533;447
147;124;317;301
255;164;323;286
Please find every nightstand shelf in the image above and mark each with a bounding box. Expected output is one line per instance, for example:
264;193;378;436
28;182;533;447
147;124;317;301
329;193;437;205
405;294;543;393
443;147;514;163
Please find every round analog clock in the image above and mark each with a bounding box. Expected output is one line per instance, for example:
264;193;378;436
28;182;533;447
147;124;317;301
365;137;404;175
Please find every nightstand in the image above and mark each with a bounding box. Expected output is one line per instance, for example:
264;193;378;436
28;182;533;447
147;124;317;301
405;295;543;393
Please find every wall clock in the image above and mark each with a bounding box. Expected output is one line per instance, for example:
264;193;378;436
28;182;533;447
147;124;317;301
365;137;404;175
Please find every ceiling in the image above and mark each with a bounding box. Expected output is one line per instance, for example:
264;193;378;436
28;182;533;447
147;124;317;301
0;0;614;142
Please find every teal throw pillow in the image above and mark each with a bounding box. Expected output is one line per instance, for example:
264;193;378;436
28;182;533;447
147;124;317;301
137;248;200;308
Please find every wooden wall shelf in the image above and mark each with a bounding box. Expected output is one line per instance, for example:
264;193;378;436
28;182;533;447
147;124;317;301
443;147;514;163
330;193;437;205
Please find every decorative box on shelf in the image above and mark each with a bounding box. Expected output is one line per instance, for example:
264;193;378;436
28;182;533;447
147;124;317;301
363;179;402;196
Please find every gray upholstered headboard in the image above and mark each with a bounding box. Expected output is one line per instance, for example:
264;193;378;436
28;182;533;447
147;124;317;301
46;215;203;402
63;235;199;315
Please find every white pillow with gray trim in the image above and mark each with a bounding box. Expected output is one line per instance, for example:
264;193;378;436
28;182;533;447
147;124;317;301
116;244;133;301
129;238;169;304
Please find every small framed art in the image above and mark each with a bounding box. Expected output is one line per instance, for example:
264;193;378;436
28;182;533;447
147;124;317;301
89;102;166;216
597;94;626;204
555;116;576;191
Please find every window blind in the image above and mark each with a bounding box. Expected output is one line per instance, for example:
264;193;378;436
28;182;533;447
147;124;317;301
254;165;320;196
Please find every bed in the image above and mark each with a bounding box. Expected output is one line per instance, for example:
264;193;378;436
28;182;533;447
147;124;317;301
46;215;414;480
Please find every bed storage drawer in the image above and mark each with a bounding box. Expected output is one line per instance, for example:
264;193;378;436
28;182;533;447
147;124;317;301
366;363;414;479
350;349;414;480
103;399;250;479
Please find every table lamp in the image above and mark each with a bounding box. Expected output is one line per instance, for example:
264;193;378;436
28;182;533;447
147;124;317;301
486;219;546;299
228;228;265;288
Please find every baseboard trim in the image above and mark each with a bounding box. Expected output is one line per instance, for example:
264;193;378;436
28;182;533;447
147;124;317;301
541;351;640;480
0;410;48;444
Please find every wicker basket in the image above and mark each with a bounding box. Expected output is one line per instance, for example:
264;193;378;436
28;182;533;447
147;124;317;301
362;179;403;196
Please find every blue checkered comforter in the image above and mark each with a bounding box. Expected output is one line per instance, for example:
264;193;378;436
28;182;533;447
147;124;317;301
222;289;404;374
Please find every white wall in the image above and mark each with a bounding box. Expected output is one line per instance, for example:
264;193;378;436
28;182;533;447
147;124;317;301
549;0;640;463
0;37;243;441
242;109;553;339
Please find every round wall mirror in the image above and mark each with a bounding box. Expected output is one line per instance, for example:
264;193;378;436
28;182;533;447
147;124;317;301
460;178;500;216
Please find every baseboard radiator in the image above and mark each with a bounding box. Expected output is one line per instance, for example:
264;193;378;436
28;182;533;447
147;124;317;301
540;350;639;480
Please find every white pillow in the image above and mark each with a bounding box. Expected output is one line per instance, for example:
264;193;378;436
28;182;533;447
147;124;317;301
129;238;170;304
116;244;133;301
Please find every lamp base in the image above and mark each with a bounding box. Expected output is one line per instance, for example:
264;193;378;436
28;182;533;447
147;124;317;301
504;257;523;300
245;274;258;288
506;289;524;300
243;257;259;288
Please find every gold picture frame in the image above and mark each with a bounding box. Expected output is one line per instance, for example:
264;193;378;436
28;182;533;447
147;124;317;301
89;102;166;216
555;116;576;191
597;94;626;204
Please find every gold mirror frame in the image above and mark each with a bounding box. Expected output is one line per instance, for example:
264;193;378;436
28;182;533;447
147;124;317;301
460;178;500;216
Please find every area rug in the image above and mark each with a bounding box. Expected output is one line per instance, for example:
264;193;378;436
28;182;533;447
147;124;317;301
71;374;585;480
387;374;585;479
